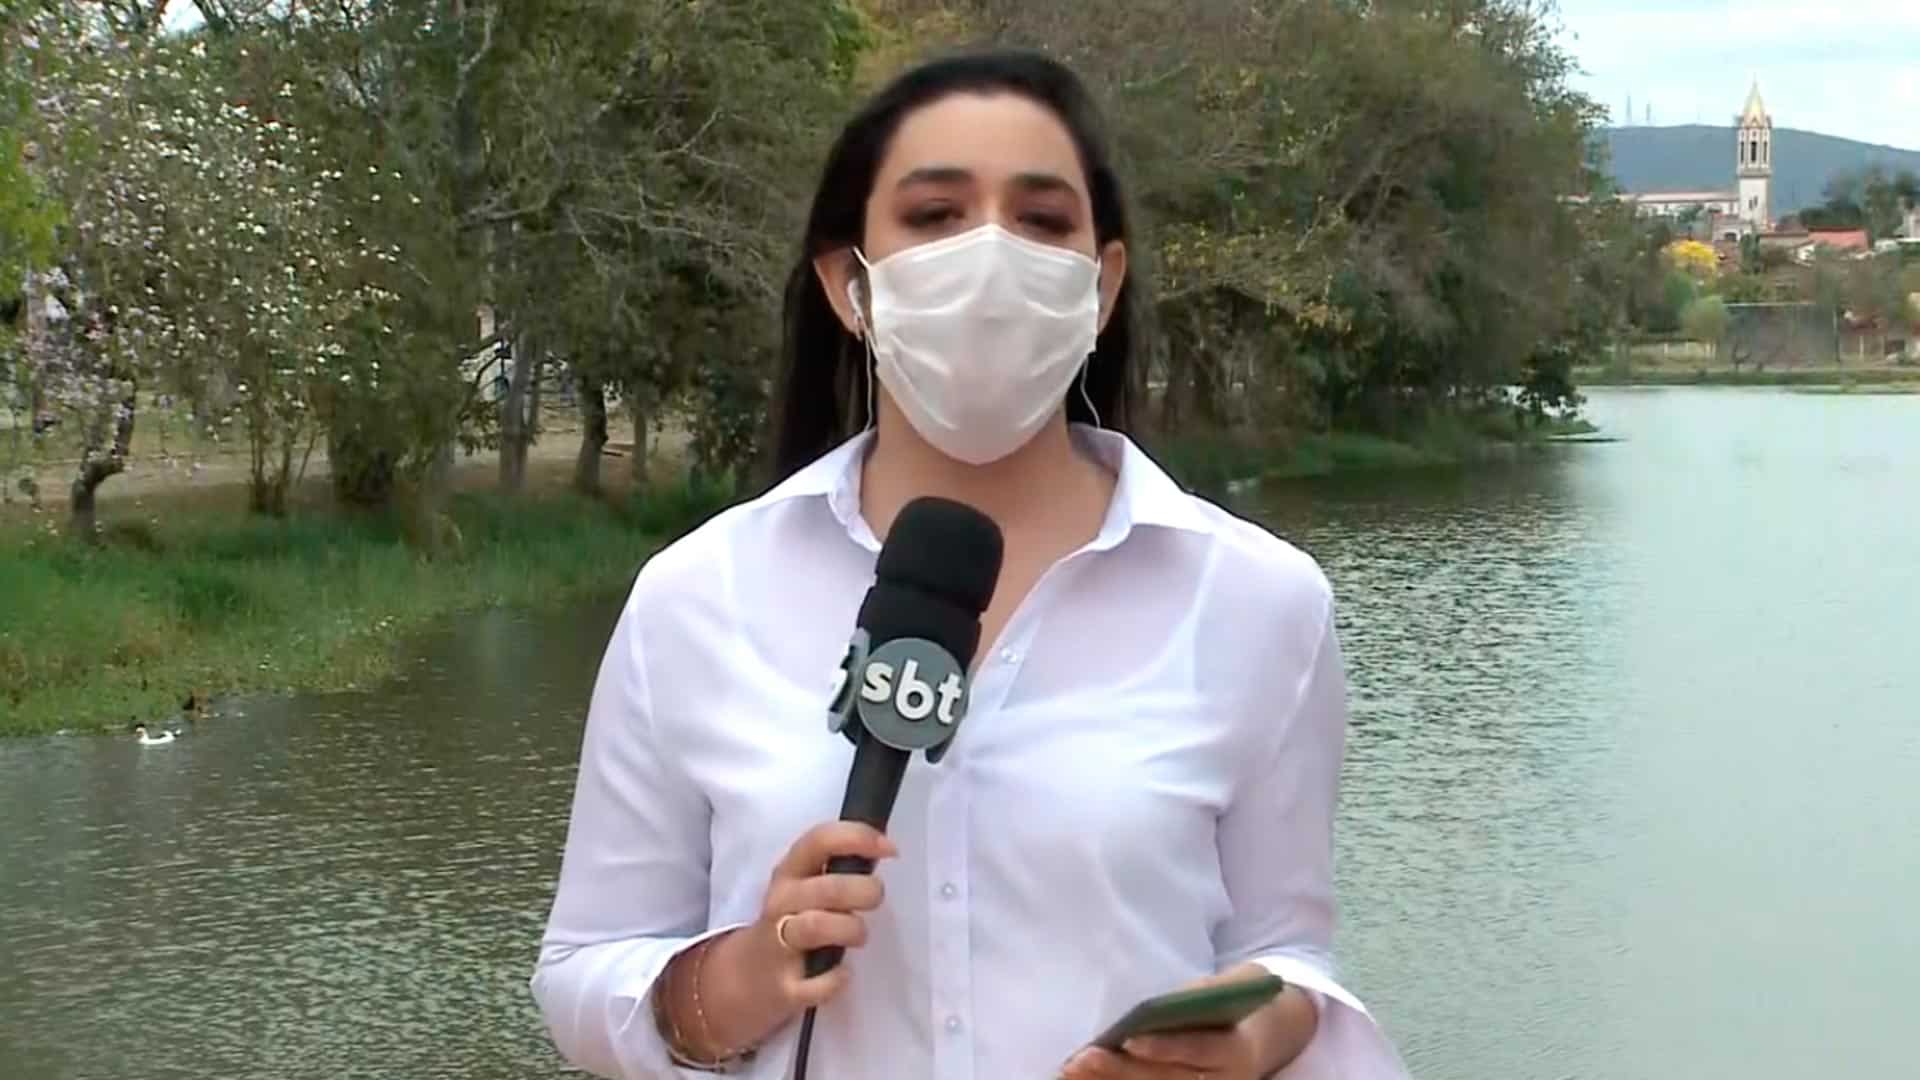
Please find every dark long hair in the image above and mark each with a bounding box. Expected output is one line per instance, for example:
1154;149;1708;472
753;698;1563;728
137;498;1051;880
768;47;1138;483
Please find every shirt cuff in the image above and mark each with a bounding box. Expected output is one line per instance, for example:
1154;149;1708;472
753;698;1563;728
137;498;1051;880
532;922;751;1079
1247;951;1410;1080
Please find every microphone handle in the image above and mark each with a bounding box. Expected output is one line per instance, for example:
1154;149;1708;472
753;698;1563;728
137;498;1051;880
804;740;910;977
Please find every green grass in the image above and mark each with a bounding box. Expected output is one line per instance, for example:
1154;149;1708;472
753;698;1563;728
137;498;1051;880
1576;365;1920;388
1266;431;1449;480
1154;409;1597;492
0;480;738;736
1789;383;1920;395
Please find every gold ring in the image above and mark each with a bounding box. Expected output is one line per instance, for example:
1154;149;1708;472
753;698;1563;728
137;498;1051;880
775;913;800;952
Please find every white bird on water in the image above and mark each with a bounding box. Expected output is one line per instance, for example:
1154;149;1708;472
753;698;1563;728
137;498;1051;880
132;724;176;746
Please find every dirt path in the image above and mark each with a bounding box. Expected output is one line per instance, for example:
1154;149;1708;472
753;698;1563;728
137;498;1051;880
3;404;692;516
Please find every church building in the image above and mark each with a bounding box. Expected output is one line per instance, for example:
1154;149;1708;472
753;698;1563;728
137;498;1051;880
1733;83;1773;232
1620;82;1773;240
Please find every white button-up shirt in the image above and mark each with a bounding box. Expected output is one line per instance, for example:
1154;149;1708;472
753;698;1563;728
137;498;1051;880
532;427;1408;1080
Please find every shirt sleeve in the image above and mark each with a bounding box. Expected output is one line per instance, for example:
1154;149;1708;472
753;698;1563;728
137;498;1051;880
1213;592;1411;1079
529;589;749;1079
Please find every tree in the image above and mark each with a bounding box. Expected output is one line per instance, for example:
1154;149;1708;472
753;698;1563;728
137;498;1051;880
1895;171;1920;211
1860;167;1920;241
1;7;65;497
19;11;164;535
1681;295;1730;361
16;0;1642;527
272;0;857;509
0;11;61;311
1836;254;1916;346
1641;269;1697;335
499;0;857;492
870;0;1608;436
1718;272;1773;304
31;18;388;520
1664;239;1719;281
1805;166;1920;238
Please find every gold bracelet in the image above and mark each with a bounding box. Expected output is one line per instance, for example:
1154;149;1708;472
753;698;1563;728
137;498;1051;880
660;937;756;1072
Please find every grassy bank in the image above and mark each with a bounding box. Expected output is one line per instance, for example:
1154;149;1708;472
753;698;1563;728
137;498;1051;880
0;481;732;736
1154;409;1598;493
7;407;1592;737
1575;365;1920;388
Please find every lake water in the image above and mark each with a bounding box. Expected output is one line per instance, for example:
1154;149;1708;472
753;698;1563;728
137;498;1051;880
3;387;1917;1079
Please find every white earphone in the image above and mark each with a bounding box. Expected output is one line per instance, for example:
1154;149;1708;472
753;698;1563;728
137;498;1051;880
847;278;867;336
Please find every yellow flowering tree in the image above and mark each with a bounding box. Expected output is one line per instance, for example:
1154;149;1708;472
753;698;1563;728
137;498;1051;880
1664;239;1720;281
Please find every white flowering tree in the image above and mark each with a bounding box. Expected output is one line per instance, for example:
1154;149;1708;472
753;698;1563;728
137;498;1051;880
11;10;141;533
135;76;404;516
28;11;395;523
2;8;65;503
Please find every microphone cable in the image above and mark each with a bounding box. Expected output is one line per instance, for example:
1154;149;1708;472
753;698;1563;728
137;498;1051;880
792;1006;819;1080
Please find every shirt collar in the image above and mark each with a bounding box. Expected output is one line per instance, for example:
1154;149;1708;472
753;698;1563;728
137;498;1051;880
760;424;1213;553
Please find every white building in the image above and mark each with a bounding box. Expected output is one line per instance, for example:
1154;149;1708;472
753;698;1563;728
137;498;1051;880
1624;191;1739;219
1734;82;1773;231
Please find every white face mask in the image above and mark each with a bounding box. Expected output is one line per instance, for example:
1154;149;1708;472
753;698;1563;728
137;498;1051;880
853;224;1101;466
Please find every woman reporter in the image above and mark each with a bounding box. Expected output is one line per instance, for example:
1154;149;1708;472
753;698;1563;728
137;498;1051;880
531;47;1408;1080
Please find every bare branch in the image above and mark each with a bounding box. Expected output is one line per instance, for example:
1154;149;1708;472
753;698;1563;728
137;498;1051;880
454;3;498;96
189;0;234;35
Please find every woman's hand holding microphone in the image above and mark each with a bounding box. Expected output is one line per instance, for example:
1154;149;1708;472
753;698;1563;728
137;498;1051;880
656;822;897;1064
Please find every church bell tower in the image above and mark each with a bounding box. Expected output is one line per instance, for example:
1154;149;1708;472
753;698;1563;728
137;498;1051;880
1736;81;1773;231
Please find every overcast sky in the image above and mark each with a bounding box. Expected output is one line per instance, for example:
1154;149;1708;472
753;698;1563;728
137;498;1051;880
1552;0;1920;149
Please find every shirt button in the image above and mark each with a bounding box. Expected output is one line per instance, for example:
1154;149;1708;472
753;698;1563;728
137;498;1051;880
945;1015;962;1033
1000;649;1018;664
940;882;957;899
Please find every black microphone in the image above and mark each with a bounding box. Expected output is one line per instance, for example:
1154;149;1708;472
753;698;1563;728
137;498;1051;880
807;496;1003;977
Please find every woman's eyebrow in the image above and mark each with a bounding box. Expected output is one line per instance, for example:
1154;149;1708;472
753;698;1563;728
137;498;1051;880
895;165;973;188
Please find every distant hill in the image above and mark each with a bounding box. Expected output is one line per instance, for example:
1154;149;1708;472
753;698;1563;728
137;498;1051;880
1599;126;1920;215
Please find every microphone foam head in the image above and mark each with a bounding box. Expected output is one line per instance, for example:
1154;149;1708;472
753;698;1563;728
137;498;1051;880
875;497;1004;617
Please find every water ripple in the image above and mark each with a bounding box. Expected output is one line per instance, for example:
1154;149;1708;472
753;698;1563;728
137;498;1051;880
5;390;1918;1079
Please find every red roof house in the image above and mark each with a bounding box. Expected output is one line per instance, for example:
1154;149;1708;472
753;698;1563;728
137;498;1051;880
1806;228;1871;253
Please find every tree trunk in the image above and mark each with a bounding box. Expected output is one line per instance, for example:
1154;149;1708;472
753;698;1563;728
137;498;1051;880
244;433;292;516
574;374;608;496
69;469;103;537
627;388;651;495
428;440;454;514
415;0;489;542
328;418;397;507
1192;349;1225;428
68;386;136;539
498;332;537;494
402;440;460;559
1129;324;1155;434
526;348;543;463
270;435;293;517
1160;316;1195;434
19;272;44;457
247;408;272;514
1159;361;1185;434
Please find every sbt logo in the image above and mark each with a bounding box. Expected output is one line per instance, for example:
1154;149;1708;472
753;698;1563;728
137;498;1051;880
860;651;964;726
830;635;970;756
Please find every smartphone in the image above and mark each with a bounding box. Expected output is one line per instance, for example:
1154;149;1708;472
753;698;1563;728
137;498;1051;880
1090;974;1288;1051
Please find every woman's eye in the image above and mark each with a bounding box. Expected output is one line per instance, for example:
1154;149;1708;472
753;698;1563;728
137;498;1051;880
901;203;1072;236
1020;211;1073;236
903;205;960;229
